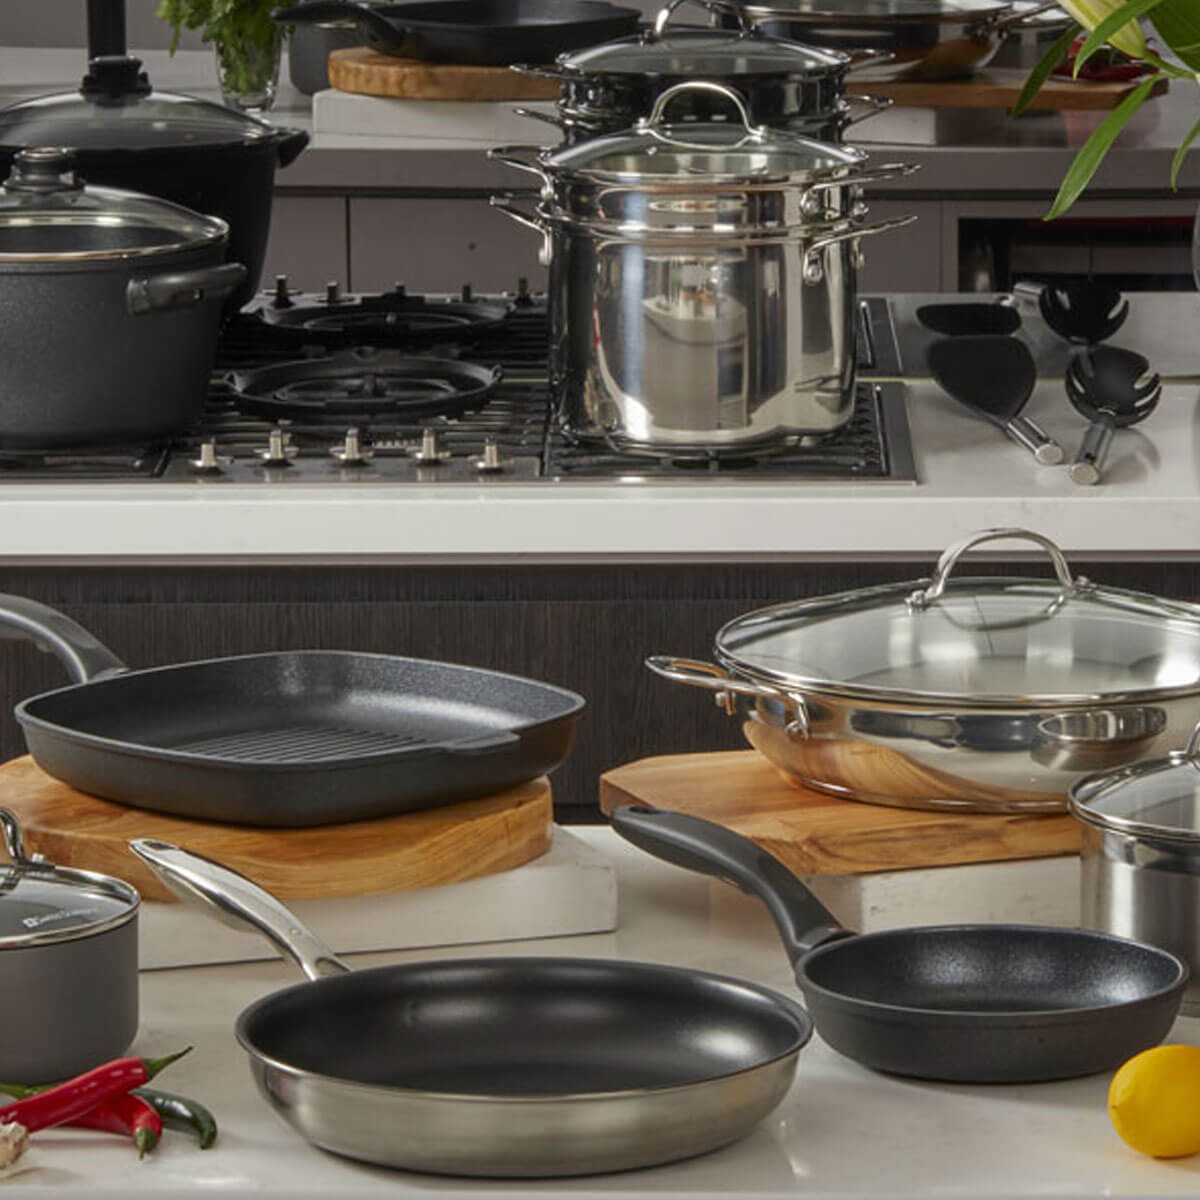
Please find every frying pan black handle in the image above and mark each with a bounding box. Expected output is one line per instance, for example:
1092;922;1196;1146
0;595;127;683
610;805;850;965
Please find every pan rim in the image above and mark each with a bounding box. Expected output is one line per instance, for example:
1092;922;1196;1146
233;955;814;1102
15;649;586;770
796;923;1189;1024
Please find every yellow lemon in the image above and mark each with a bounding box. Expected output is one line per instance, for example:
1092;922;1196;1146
1109;1045;1200;1158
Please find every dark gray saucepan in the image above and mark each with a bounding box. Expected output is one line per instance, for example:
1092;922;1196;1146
0;594;584;828
0;809;138;1084
129;837;811;1177
612;805;1187;1083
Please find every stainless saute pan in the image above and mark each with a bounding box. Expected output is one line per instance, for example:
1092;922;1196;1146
649;527;1200;813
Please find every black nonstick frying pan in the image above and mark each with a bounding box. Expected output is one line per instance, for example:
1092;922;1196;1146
272;0;642;66
612;806;1188;1084
129;836;813;1177
0;595;583;828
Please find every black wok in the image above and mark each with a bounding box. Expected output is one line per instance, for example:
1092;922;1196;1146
612;805;1188;1084
129;837;812;1177
273;0;642;65
0;595;582;827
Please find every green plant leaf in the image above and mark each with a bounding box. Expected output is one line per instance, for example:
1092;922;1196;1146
1012;23;1080;116
1045;75;1160;218
1170;114;1200;187
1074;0;1163;74
1149;0;1200;71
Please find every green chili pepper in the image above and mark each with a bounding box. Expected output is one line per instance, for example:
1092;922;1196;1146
133;1089;218;1150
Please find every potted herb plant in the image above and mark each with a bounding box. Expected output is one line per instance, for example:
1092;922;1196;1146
158;0;285;112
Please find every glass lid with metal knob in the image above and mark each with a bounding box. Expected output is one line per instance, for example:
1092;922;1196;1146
714;528;1200;707
0;147;228;261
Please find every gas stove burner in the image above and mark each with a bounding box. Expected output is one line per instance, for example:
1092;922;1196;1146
255;284;512;348
229;348;503;420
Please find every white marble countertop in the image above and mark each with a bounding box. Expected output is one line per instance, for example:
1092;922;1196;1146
3;826;1198;1200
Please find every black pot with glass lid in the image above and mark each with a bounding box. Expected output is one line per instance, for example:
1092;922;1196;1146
648;527;1200;812
0;147;244;447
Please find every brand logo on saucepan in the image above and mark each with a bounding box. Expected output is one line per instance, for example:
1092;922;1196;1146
21;906;100;929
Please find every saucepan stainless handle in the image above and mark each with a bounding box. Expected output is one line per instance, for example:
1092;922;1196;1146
509;62;568;79
802;215;916;285
0;594;127;682
907;527;1078;611
842;94;893;128
644;656;808;736
487;144;551;185
130;839;350;981
126;263;247;316
799;163;917;218
512;106;568;131
489;193;554;266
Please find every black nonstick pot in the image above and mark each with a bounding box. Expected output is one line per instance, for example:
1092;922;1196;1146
273;0;642;65
0;594;584;828
612;805;1188;1083
131;837;811;1177
0;4;307;312
0;809;139;1085
0;148;245;447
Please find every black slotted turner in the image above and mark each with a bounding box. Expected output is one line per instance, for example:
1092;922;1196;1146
1065;345;1161;485
927;335;1064;465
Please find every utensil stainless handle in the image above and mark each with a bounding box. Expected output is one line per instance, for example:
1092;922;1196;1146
1070;416;1116;485
126;263;247;316
652;0;750;38
644;656;808;735
908;528;1077;610
610;805;851;962
1003;414;1065;465
130;839;349;981
0;595;127;682
802;215;916;285
489;194;553;266
640;81;762;139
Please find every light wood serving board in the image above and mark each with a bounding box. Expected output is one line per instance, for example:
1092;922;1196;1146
0;756;552;902
328;47;559;100
867;68;1168;111
600;751;1079;876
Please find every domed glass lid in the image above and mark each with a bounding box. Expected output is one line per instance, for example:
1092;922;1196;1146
0;147;227;261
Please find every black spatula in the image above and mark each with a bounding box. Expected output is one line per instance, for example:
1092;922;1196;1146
1039;280;1129;344
916;302;1021;337
927;335;1064;464
1065;345;1161;485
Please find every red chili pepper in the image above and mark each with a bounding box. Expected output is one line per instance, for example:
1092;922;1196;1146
71;1093;162;1158
0;1049;190;1135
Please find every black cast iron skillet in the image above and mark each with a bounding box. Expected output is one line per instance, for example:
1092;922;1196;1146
129;837;813;1177
612;806;1187;1084
0;595;583;828
272;0;642;65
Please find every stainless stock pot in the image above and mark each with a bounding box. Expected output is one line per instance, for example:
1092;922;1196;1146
491;81;914;454
649;528;1200;813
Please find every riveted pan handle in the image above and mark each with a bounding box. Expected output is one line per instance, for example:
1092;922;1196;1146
487;144;551;185
645;657;808;735
610;805;852;963
490;193;554;267
127;263;246;316
130;839;349;981
0;595;127;682
843;94;893;128
802;214;916;284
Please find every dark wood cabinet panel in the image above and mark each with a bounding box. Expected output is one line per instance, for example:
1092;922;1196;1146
2;559;1199;822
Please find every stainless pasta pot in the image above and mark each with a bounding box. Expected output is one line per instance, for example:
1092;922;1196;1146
490;81;915;454
649;527;1200;813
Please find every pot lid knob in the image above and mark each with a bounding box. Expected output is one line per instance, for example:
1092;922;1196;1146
5;147;82;194
79;55;153;100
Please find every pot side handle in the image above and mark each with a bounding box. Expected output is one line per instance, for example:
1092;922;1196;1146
644;656;809;734
0;594;127;683
126;263;247;316
129;839;350;981
610;805;851;964
275;127;310;168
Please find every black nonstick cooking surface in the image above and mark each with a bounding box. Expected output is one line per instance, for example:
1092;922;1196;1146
1;595;583;827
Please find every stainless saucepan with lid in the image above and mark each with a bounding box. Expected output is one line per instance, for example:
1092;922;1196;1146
649;527;1200;812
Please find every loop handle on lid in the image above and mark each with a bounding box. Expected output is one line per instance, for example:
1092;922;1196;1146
0;808;47;872
907;527;1078;611
640;80;763;139
652;0;751;38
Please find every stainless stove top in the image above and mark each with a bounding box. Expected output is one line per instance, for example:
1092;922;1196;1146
0;286;914;485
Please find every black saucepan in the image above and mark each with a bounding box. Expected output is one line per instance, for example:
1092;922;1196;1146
0;595;583;828
129;837;812;1177
272;0;642;65
612;805;1188;1083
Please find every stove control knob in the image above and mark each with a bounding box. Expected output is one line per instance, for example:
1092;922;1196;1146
190;440;233;475
411;428;451;464
256;426;299;467
471;438;509;475
330;427;373;466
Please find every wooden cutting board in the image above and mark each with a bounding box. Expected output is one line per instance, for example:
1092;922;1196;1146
328;48;559;100
600;751;1079;876
867;68;1168;110
0;756;552;902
